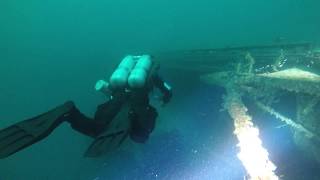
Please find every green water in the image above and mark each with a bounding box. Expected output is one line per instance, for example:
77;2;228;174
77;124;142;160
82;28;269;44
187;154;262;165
0;0;320;179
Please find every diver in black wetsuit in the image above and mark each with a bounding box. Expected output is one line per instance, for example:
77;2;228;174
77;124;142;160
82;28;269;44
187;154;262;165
0;55;172;158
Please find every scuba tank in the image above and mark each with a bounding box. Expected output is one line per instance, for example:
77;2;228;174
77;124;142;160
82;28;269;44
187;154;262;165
128;55;153;88
95;55;155;94
109;55;136;88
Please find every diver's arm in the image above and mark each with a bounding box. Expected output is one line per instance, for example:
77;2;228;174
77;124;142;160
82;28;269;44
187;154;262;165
152;74;172;104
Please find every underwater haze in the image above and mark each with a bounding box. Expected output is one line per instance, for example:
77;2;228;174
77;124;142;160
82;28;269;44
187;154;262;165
1;0;320;180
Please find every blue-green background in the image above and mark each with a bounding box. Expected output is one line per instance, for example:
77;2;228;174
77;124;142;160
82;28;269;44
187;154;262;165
0;0;320;179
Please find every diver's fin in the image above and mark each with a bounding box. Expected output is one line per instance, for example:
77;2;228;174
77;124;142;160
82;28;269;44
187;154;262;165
0;101;75;159
84;130;129;157
84;104;130;157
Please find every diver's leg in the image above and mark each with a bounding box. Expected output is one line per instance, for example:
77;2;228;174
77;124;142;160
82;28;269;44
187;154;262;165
129;105;158;143
66;108;106;138
94;97;127;123
68;97;127;138
83;98;129;157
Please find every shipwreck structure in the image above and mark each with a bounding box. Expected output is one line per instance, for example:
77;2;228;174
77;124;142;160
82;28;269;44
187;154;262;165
159;42;320;179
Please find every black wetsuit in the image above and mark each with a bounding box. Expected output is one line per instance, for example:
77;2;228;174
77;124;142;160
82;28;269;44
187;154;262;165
0;63;172;159
68;73;172;143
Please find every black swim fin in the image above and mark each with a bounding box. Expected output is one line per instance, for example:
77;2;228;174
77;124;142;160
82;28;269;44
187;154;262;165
0;101;75;159
84;129;129;157
84;104;130;157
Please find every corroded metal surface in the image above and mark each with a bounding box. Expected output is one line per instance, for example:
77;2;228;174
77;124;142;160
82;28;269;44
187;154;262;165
167;42;320;164
157;42;319;74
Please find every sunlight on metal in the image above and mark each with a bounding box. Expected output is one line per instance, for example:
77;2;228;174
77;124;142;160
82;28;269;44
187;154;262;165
235;123;278;180
226;90;279;180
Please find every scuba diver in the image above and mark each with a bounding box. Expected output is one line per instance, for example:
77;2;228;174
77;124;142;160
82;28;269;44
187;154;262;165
0;55;172;158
